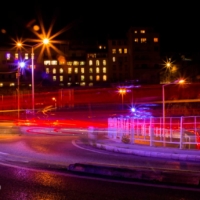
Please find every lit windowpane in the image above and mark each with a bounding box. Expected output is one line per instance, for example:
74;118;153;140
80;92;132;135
60;76;63;82
103;67;106;73
141;38;147;43
53;76;56;81
73;61;79;66
68;68;72;74
44;60;50;65
112;49;116;54
53;68;56;74
80;61;85;65
119;49;122;54
67;62;72;66
124;48;128;53
15;53;18;59
89;75;93;81
154;38;159;42
96;67;100;73
89;60;93;66
141;30;145;33
81;75;85;81
96;60;100;66
103;75;107;81
10;83;15;86
112;57;116;62
6;53;10;60
96;75;100;81
46;68;49;74
134;38;138;42
103;60;106;66
25;53;28;60
51;60;57;65
60;68;63;73
134;30;137;33
74;68;78;73
81;68;85;73
89;68;93;73
0;83;3;87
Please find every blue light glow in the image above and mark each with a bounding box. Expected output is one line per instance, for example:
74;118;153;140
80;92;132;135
19;62;25;68
131;107;136;112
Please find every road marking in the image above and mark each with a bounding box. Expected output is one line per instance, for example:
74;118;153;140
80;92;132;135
72;140;110;155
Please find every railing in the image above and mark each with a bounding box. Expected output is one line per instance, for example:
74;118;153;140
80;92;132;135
107;116;200;149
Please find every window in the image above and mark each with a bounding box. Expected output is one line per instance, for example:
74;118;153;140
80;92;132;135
10;83;15;86
74;68;78;73
25;53;28;60
0;83;3;87
96;60;100;66
67;62;72;66
103;60;106;66
134;38;138;42
89;60;93;66
89;75;93;81
53;68;56;74
6;53;10;60
68;68;72;74
96;75;100;81
73;61;79;66
124;48;128;54
103;67;106;73
46;68;49;74
53;76;56;81
112;57;116;62
81;68;85;73
80;82;86;86
80;61;85;65
141;30;145;33
112;49;116;54
51;60;57;65
89;68;93;73
134;30;137;33
96;67;100;73
15;53;18;59
141;38;147;43
119;48;122;54
103;75;107;81
88;54;96;58
81;75;85;81
89;83;93;86
154;38;159;42
60;76;63;82
59;68;63;73
44;60;50;65
68;76;72;81
99;45;102;49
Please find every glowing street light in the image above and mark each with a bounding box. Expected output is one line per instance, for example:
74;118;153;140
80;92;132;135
16;38;50;114
52;97;57;109
162;79;185;146
118;88;127;110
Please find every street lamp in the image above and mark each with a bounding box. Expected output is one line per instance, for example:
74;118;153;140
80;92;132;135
16;39;50;114
162;79;185;146
52;97;57;109
118;88;127;110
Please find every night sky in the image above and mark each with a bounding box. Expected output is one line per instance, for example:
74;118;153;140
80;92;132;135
0;1;200;52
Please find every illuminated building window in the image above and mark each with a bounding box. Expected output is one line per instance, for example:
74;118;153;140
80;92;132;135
112;57;116;62
53;76;56;81
6;53;10;60
53;68;56;74
25;53;28;60
89;75;93;81
67;62;72;66
103;75;107;81
99;45;102;49
141;30;145;33
67;83;71;86
96;67;100;73
46;68;49;74
0;83;3;87
15;53;18;59
89;68;93;73
124;48;128;54
80;61;85;65
103;60;106;66
89;83;93;86
119;48;122;54
81;75;85;81
74;68;78;73
81;68;85;73
104;46;106;49
141;38;147;43
44;60;50;65
89;60;93;66
73;61;79;66
134;30;137;33
60;76;63;82
59;68;63;73
112;49;116;54
68;68;72;74
96;75;100;81
10;83;15;86
103;67;106;73
51;60;57;65
80;82;86;86
154;38;159;42
58;55;66;65
96;60;100;66
88;54;96;58
134;38;138;42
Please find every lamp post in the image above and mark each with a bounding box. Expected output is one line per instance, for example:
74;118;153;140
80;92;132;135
52;97;57;109
17;38;49;115
162;79;185;146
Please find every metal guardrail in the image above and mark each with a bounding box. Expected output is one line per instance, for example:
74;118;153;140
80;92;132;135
108;116;200;149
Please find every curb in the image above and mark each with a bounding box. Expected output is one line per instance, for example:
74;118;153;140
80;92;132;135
68;163;200;186
89;142;200;162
